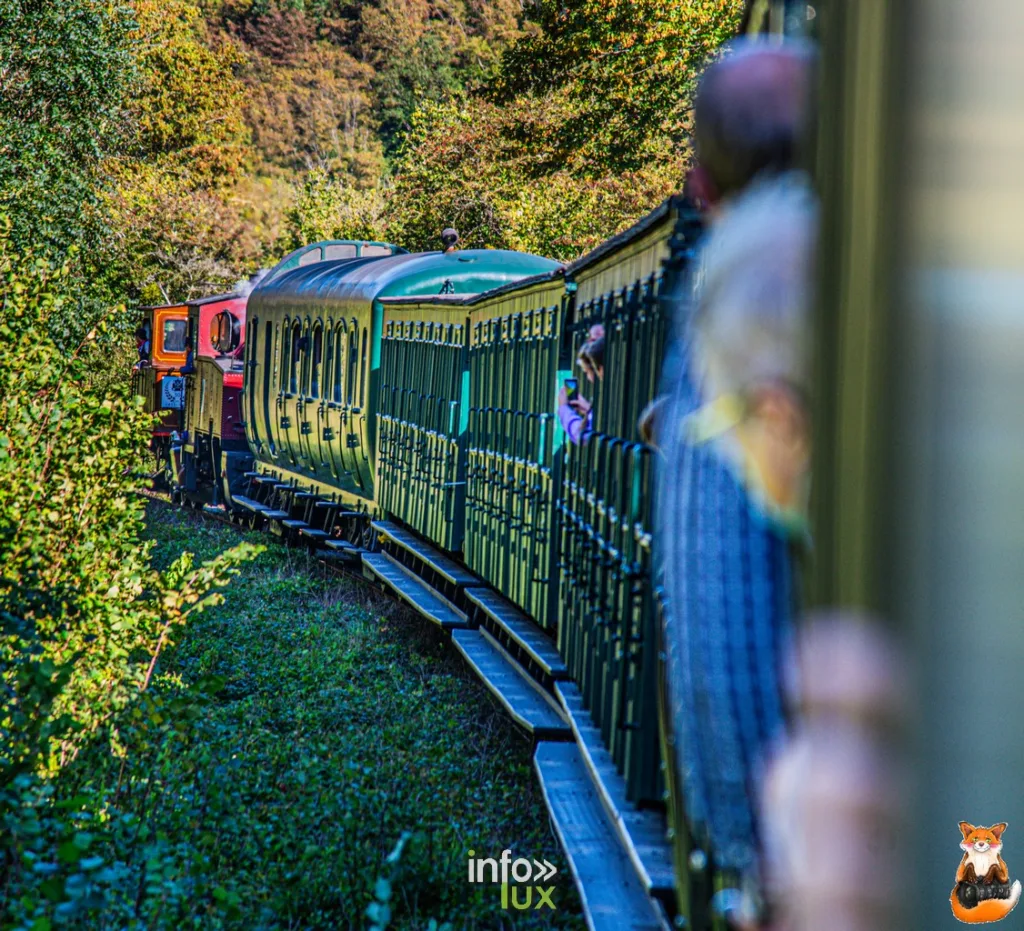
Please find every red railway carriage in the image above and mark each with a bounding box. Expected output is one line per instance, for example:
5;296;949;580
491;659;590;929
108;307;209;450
167;292;252;509
131;303;189;477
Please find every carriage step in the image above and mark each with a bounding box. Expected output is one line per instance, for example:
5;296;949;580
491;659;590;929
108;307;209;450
251;475;284;486
281;519;308;531
263;510;290;520
299;527;329;541
202;504;227;515
233;495;267;514
361;552;469;629
452;629;570;740
293;491;318;500
325;539;361;555
466;589;568;681
371;520;479;587
315;500;343;510
555;683;675;899
534;742;668;931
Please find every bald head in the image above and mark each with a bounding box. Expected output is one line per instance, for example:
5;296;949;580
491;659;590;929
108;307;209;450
695;40;816;201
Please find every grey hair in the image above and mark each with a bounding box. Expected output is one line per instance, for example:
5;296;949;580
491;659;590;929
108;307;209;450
689;173;817;402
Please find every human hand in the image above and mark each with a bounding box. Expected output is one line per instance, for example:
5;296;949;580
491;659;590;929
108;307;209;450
570;396;591;417
557;386;568;408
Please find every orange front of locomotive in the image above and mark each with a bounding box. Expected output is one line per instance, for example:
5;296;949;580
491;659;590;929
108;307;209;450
131;303;189;478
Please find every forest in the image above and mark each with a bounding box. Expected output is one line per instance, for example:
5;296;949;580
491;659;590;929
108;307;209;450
0;1;743;927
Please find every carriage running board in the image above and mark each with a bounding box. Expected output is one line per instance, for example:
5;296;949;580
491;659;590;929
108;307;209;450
555;682;675;901
361;552;470;629
371;520;479;588
233;495;268;514
534;742;669;931
451;629;570;741
465;589;568;682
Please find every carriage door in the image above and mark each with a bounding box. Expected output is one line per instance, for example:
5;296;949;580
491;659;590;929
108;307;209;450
245;318;261;452
341;319;363;488
263;321;277;456
353;324;372;490
302;322;324;470
319;324;341;481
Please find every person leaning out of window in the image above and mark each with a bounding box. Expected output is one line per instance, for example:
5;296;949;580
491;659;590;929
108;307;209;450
556;324;605;445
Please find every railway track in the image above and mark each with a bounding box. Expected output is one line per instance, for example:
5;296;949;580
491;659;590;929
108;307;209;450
140;482;678;931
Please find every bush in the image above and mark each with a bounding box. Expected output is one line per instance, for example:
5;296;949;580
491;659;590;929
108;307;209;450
0;232;259;928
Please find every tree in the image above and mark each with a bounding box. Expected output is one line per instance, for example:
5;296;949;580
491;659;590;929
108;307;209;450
384;0;743;261
494;0;745;172
285;168;388;249
0;0;136;260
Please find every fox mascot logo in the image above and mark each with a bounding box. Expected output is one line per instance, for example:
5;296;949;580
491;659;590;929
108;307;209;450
951;822;1022;923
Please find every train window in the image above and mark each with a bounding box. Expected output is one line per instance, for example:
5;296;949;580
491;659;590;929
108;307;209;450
361;244;391;257
325;244;357;261
311;324;323;398
298;248;322;266
323;327;334;400
211;311;241;354
346;326;357;405
289;321;301;394
299;323;310;395
163;318;187;353
264;321;274;452
279;319;289;389
334;327;344;403
359;328;368;406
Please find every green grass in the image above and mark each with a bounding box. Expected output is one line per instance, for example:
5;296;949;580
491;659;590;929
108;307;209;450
130;501;584;929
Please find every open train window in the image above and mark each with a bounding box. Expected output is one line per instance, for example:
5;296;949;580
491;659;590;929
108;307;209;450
333;327;344;403
279;319;289;390
289;321;301;394
311;324;323;398
346;325;357;405
323;326;334;400
359;327;368;407
299;323;311;396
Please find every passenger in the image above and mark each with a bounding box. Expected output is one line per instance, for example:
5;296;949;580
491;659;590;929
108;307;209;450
441;227;460;254
761;616;909;931
656;38;817;925
557;324;605;445
135;323;151;364
637;394;669;450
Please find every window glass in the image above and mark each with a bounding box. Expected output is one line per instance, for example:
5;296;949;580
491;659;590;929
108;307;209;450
325;244;357;260
361;244;392;257
163;318;187;353
298;248;322;266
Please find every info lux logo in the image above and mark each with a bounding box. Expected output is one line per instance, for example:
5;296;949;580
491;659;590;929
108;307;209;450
467;849;559;911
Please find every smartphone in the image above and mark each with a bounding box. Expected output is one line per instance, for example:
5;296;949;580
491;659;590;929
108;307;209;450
565;378;579;403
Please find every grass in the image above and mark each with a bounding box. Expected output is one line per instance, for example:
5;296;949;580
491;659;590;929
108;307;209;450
128;501;584;929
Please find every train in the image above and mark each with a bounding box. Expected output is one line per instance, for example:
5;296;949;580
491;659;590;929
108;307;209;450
135;202;703;928
131;2;940;928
